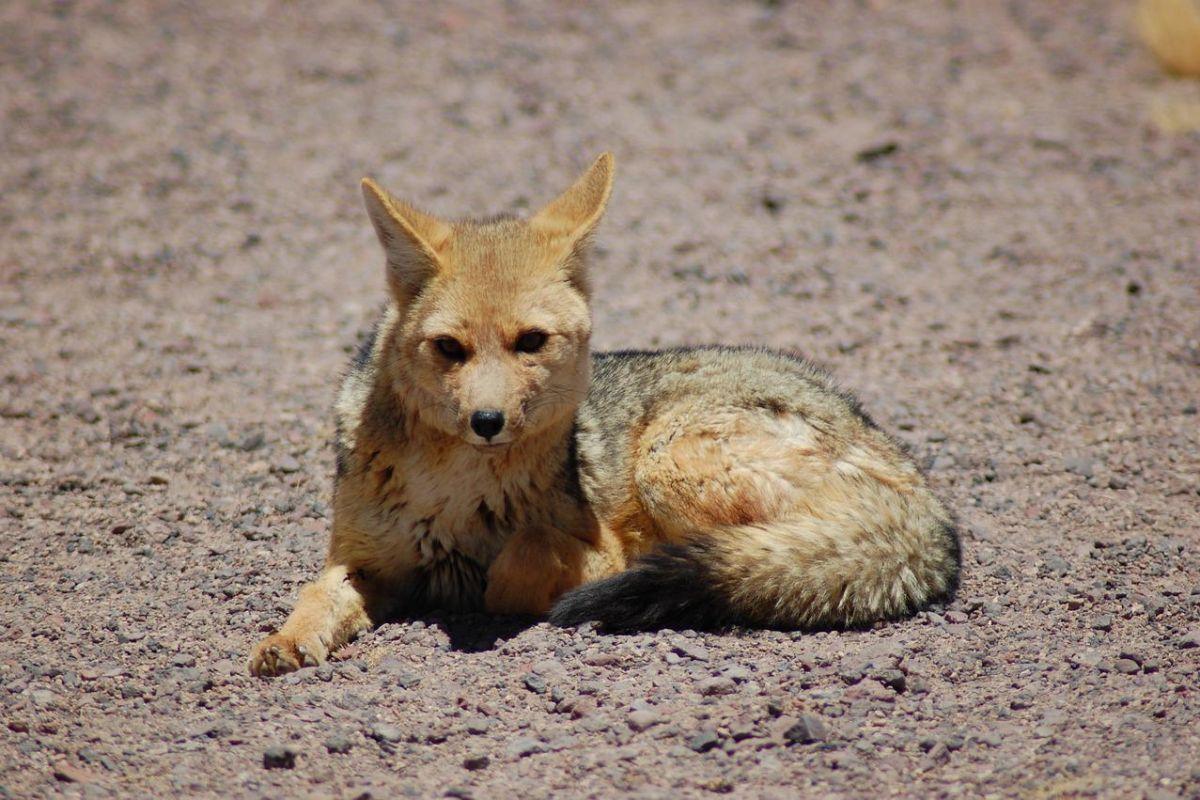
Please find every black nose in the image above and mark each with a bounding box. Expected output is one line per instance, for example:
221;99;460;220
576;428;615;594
470;409;505;440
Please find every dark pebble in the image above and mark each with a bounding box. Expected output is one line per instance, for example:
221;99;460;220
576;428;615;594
876;669;907;693
784;714;828;745
262;745;297;770
697;676;737;696
463;754;490;771
837;666;864;685
1117;650;1143;666
688;729;721;753
671;638;710;661
239;431;266;452
1175;630;1200;650
856;140;900;162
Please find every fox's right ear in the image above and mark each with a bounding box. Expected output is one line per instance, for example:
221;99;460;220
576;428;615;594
361;178;451;302
531;153;614;244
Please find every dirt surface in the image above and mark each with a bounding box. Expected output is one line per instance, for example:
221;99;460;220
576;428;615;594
2;1;1199;798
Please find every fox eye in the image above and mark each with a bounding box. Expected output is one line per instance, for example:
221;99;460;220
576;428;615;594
433;337;467;361
515;330;548;354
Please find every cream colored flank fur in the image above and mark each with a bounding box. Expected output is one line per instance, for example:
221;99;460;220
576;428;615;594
249;154;960;676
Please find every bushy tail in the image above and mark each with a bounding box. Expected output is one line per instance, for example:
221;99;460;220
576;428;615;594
548;516;961;633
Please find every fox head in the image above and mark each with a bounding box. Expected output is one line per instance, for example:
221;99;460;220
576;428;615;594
360;154;613;450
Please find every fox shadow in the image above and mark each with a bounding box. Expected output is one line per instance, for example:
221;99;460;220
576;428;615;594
384;611;541;653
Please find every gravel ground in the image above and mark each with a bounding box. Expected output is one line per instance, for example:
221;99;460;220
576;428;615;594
2;2;1199;798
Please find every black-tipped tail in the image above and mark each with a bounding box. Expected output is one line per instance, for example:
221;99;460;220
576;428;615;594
548;541;736;633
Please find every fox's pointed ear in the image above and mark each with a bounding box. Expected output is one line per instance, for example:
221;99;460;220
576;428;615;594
531;153;614;245
361;178;451;302
530;153;614;295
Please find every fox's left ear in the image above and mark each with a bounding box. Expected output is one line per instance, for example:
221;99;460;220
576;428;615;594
530;153;614;290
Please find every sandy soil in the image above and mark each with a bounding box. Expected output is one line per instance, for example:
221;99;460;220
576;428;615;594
2;1;1199;797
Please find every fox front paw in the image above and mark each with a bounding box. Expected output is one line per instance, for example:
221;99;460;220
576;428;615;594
249;631;328;677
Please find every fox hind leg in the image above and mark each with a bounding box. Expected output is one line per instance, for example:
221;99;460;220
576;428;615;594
551;402;958;631
633;404;821;536
553;406;808;631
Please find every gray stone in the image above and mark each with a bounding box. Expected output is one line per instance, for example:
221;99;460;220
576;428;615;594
506;737;546;758
875;669;907;693
1040;555;1072;577
325;733;353;754
1063;456;1095;478
368;723;403;743
262;745;297;769
465;718;493;735
697;676;737;696
628;709;660;732
238;431;266;452
393;671;422;689
687;729;720;752
1176;630;1200;650
273;455;301;474
784;714;829;744
671;639;710;662
522;673;547;694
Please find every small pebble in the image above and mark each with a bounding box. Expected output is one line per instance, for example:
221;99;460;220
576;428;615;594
1063;456;1095;478
784;715;828;745
697;676;737;696
262;745;297;770
522;673;547;694
1175;630;1200;650
1112;659;1140;675
628;709;660;732
688;729;721;753
462;754;490;771
671;639;710;662
273;455;302;474
368;723;403;744
875;669;907;693
506;737;545;758
325;734;353;754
